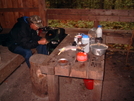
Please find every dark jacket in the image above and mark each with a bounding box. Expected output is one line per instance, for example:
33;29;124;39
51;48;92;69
8;16;41;52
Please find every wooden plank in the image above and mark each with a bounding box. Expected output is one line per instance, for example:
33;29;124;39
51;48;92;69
47;9;134;17
87;53;104;80
47;9;134;22
90;80;103;101
0;45;25;84
64;28;132;35
30;12;39;16
0;0;2;8
23;0;33;8
17;0;23;8
11;0;18;8
119;16;134;22
0;0;7;8
129;10;134;17
6;0;12;8
32;0;38;8
105;33;131;44
47;75;59;101
99;16;120;22
111;10;129;16
8;12;15;28
13;12;19;23
18;12;24;17
55;65;70;76
0;8;132;22
55;50;76;76
47;14;134;22
107;48;134;52
0;8;38;12
24;12;31;17
4;12;11;28
38;0;47;26
47;9;89;15
0;12;6;28
70;61;89;78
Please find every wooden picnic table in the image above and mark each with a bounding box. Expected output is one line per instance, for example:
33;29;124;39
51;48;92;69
30;33;105;101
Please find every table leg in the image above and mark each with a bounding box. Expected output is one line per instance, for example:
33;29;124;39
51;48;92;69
47;75;59;101
90;80;103;101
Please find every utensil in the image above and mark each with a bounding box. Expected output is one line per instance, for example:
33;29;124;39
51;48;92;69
58;47;65;55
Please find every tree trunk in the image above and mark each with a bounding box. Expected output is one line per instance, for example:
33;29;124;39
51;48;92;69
112;0;116;9
100;0;104;9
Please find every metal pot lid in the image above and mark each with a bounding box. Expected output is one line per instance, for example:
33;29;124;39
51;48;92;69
90;43;108;49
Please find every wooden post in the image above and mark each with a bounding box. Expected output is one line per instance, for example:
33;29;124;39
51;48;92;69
38;0;47;26
125;30;134;64
47;75;59;101
90;80;103;101
30;54;48;98
94;21;99;28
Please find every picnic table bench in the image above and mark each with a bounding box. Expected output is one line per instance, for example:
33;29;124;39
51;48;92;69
30;33;105;101
0;29;37;84
0;45;25;84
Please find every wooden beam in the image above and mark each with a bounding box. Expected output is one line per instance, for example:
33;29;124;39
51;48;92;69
90;80;103;101
47;75;59;101
0;8;38;12
46;9;134;22
38;0;47;26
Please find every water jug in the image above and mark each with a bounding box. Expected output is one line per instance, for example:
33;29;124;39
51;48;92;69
81;34;90;53
96;25;102;38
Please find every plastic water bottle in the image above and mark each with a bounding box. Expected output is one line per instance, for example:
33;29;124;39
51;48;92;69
82;34;90;53
96;25;102;38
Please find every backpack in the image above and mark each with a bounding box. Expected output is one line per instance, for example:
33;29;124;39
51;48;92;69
44;27;67;54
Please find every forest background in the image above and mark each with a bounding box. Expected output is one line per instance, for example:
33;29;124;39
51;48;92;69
45;0;134;30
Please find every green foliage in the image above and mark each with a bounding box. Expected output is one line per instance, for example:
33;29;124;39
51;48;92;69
48;20;134;30
48;20;94;28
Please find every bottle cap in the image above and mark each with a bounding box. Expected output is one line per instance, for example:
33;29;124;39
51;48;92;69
82;34;89;38
98;25;102;27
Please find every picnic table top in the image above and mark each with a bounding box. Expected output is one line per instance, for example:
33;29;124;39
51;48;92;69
30;34;105;80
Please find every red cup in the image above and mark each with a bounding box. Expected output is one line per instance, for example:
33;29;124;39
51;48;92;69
83;79;94;90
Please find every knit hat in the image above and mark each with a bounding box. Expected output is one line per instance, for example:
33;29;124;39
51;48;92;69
29;15;43;28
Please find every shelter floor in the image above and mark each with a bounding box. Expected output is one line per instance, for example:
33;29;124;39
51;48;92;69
0;51;134;101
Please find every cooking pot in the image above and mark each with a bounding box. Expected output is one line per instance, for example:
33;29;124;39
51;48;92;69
90;43;108;56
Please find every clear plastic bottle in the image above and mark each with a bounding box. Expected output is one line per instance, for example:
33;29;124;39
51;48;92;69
96;25;102;38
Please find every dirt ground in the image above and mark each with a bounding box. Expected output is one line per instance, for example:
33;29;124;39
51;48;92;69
0;51;134;101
